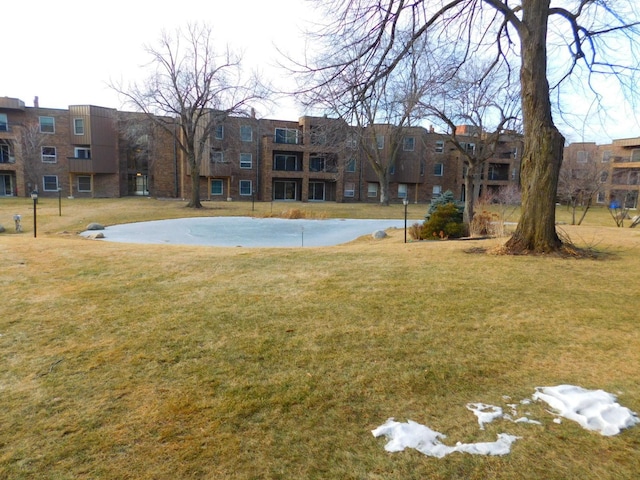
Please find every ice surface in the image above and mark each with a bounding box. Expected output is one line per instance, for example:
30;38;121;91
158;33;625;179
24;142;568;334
80;216;407;247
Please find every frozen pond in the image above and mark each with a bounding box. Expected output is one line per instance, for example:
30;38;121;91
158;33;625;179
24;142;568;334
81;216;408;247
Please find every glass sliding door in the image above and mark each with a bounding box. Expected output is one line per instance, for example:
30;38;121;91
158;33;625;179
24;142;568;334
273;181;298;200
0;174;14;196
308;181;325;201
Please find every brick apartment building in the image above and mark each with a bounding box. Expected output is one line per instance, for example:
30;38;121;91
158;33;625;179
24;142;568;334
0;96;177;199
563;137;640;209
1;95;524;204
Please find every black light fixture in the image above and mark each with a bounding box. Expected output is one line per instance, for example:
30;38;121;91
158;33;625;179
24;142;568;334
31;191;38;238
403;198;409;243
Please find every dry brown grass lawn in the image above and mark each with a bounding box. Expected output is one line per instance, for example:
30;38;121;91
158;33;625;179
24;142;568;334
1;198;640;479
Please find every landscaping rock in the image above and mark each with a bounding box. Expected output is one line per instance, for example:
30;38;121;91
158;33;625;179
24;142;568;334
372;230;387;239
86;223;105;230
86;232;105;239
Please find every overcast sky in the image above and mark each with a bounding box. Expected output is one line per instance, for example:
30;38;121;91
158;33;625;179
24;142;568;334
3;0;311;118
4;0;638;144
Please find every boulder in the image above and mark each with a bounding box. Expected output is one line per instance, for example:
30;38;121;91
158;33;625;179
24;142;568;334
86;223;105;230
86;232;105;239
372;230;387;239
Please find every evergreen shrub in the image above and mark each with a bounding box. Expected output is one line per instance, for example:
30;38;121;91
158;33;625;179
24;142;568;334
421;203;466;239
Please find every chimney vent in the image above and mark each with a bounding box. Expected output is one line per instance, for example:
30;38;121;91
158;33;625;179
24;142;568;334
34;96;39;108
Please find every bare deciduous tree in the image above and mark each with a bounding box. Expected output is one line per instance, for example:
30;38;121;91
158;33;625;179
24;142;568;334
19;120;47;194
112;23;266;208
302;0;640;253
418;62;521;225
297;32;432;205
557;149;607;225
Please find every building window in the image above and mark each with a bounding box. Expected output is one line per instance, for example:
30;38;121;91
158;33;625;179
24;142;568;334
577;151;588;163
240;125;253;142
435;140;444;153
434;163;443;176
389;165;395;175
420;160;425;176
310;156;325;172
602;151;612;163
239;180;252;196
273;154;302;171
0;140;12;163
39;116;55;133
240;153;252;169
597;191;606;204
78;176;92;192
600;171;609;182
274;127;299;145
211;150;224;163
74;147;91;159
215;125;224;140
403;137;415;151
632;149;640;162
43;175;59;191
344;182;355;198
376;134;384;150
368;183;378;197
432;185;442;197
346;135;358;149
41;146;57;163
74;118;85;135
211;179;223;195
346;158;356;173
398;183;408;199
0;114;7;132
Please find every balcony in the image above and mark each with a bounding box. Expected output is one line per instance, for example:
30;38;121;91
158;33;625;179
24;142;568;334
68;157;116;174
68;157;96;173
208;160;233;177
487;163;510;182
309;157;338;173
274;128;301;145
273;154;303;172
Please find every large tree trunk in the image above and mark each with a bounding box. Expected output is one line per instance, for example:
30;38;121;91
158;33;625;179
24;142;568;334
379;178;390;206
504;0;564;253
463;162;481;226
186;152;203;208
463;169;474;226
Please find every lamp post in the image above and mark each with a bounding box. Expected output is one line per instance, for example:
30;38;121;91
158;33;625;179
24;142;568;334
58;187;62;216
31;191;38;238
403;198;409;243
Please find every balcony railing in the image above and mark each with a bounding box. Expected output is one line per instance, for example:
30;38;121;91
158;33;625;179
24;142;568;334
274;129;301;145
